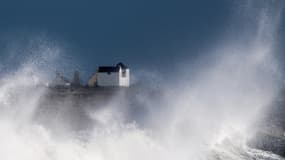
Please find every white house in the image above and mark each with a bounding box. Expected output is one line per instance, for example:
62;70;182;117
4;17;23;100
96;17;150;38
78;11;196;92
88;62;130;87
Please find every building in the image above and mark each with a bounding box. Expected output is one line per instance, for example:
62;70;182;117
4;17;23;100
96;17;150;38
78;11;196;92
71;70;81;87
88;62;130;87
50;71;71;87
87;74;97;87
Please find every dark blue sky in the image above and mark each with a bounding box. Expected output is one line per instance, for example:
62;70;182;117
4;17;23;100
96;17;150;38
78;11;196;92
0;0;283;81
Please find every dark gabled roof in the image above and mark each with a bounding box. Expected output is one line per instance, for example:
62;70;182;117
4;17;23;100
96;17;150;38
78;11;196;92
98;62;128;73
98;66;120;73
116;62;128;69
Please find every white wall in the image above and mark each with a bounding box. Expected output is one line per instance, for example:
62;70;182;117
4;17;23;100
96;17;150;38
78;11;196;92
96;68;130;87
97;72;120;87
119;69;130;87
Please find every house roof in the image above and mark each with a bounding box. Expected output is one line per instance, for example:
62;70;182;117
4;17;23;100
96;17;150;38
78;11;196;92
98;66;120;73
116;62;128;69
98;62;128;73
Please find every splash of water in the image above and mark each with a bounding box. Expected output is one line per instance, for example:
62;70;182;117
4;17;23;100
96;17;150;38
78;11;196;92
0;1;284;160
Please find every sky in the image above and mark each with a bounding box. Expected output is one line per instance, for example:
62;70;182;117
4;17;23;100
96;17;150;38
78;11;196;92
0;0;283;81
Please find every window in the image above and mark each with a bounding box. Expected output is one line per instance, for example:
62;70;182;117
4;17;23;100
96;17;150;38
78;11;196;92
122;70;126;77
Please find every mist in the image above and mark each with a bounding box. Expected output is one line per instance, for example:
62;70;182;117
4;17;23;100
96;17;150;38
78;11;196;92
0;1;284;160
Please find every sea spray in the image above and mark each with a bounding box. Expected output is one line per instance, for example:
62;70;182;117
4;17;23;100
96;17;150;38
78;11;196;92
0;1;284;160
